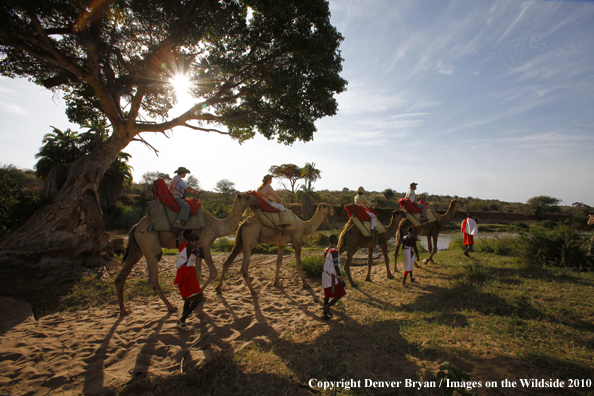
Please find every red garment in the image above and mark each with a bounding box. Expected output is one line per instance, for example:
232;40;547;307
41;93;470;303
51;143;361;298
324;283;346;298
153;178;202;214
461;218;474;245
398;198;429;213
248;190;279;212
344;204;375;221
174;265;201;300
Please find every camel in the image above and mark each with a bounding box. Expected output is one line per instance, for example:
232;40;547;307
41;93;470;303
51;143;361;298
337;210;405;287
114;193;258;316
215;203;335;295
394;199;463;270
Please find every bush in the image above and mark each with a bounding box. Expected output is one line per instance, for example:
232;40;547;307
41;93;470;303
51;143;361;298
103;201;146;229
0;165;47;237
253;243;294;255
538;219;558;229
511;222;530;230
212;237;234;252
517;225;590;270
299;255;325;278
475;236;516;256
304;231;329;247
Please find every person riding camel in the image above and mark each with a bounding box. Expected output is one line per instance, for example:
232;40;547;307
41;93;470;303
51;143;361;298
355;186;378;233
169;167;200;229
257;174;290;225
406;182;428;222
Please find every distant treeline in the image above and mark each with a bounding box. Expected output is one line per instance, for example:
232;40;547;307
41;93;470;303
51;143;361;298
1;164;592;235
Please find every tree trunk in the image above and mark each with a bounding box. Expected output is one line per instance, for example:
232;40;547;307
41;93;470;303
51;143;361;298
0;136;128;266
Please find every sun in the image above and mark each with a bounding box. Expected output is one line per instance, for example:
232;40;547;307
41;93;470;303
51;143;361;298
170;73;191;95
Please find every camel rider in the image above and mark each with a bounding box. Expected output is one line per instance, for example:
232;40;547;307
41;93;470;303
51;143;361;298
406;182;428;222
169;167;200;229
355;186;378;233
257;174;290;225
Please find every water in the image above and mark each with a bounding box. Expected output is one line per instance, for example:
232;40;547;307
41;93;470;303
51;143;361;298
411;232;518;251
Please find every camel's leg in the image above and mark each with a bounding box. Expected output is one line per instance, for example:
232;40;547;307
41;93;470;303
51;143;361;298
215;239;243;294
424;235;437;265
273;246;285;286
381;242;394;279
114;240;144;316
240;249;258;295
365;249;374;282
343;248;358;288
393;240;402;274
136;233;176;312
200;250;218;291
293;244;310;289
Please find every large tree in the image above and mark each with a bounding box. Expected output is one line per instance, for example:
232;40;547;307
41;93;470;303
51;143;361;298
269;163;302;202
0;0;346;262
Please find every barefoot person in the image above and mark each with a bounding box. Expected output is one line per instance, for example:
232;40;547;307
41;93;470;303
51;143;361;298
174;230;205;330
169;167;200;229
461;213;478;257
322;234;346;319
355;186;378;233
401;227;419;285
257;174;289;225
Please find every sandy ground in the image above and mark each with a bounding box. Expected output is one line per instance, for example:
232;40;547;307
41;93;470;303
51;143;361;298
0;252;350;395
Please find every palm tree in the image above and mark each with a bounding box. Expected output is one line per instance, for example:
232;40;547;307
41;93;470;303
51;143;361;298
34;123;133;208
297;163;322;217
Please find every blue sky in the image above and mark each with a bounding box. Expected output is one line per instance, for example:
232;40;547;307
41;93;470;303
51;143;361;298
1;0;593;206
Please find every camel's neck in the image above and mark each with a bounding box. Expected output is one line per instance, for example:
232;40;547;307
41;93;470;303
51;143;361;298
301;209;328;236
386;214;404;237
208;200;245;237
437;203;459;226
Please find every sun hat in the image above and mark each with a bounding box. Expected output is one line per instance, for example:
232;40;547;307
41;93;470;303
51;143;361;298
175;167;191;174
410;182;418;188
357;186;365;193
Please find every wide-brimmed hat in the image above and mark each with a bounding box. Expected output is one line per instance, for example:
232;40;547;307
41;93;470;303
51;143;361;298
175;167;191;174
410;182;418;188
357;186;365;193
262;174;274;183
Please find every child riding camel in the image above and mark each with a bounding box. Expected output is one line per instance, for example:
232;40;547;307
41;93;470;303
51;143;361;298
169;167;200;229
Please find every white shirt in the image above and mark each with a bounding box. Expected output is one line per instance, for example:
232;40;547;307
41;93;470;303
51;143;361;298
405;189;417;202
175;243;197;269
322;247;341;289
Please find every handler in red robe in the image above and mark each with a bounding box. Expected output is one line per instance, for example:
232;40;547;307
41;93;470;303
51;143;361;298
461;214;478;257
174;230;205;330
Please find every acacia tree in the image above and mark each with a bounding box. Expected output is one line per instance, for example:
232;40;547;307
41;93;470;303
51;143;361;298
0;0;346;261
269;163;302;202
527;195;561;221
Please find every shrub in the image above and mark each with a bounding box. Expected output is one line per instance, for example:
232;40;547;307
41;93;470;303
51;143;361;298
300;255;325;278
103;201;146;230
475;236;516;256
517;225;590;270
304;231;329;247
460;262;488;285
212;237;234;252
538;219;557;229
511;222;530;230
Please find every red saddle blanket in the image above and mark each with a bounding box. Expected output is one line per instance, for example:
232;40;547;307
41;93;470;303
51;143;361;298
398;198;428;214
248;191;279;212
344;204;376;221
154;178;201;214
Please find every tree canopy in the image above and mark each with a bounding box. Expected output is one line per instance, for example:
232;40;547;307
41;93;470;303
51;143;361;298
0;0;347;145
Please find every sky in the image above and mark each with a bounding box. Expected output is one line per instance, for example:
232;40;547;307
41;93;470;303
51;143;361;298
1;0;593;206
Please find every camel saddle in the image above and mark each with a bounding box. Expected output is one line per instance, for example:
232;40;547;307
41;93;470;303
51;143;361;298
350;217;386;237
404;210;437;228
258;209;298;231
148;200;206;231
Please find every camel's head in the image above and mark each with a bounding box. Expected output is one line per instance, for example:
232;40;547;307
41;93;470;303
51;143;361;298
450;199;463;210
588;213;594;226
317;203;335;216
235;192;260;209
392;210;405;223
